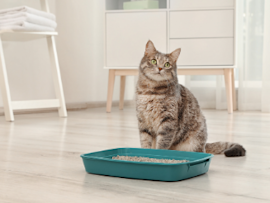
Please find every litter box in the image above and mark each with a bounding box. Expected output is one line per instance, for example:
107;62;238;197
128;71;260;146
80;148;213;182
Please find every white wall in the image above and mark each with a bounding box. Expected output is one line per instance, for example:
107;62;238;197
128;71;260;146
0;0;135;109
55;0;134;104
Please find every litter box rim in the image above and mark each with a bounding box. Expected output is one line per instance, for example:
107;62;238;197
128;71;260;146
80;147;214;166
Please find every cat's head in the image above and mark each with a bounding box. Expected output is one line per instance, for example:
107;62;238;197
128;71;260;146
139;40;181;82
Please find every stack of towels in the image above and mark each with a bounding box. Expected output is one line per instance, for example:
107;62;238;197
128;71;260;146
0;6;57;32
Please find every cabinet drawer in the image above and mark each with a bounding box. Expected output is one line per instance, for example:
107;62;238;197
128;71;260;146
170;38;234;66
170;0;234;9
106;12;167;67
170;10;234;38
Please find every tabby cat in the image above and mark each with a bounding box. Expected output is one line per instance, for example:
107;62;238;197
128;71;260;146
136;40;246;157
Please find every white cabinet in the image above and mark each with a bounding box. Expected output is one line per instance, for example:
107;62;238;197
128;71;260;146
105;0;237;113
106;12;167;67
105;3;235;68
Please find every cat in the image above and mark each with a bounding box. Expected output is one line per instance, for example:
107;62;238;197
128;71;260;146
136;40;246;157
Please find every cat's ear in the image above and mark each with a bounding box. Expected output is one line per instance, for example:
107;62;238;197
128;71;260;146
169;48;181;62
145;40;156;56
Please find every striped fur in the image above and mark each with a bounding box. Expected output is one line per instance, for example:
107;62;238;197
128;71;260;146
136;40;246;157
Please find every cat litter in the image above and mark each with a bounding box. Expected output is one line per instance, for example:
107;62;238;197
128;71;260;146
112;155;189;163
81;148;213;181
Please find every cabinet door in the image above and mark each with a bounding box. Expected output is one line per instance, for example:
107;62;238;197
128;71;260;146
106;12;167;67
170;38;234;66
170;10;234;38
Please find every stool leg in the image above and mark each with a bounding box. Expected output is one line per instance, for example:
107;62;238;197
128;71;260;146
119;76;126;110
47;36;67;117
106;70;115;113
231;69;237;110
0;37;14;121
224;69;233;114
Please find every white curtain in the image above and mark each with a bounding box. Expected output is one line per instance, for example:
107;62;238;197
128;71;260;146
186;0;270;112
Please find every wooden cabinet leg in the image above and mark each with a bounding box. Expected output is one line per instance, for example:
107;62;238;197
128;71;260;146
224;69;233;114
231;69;237;110
0;37;14;121
119;76;126;110
106;70;115;113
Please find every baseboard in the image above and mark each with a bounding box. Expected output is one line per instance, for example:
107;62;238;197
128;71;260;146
0;100;136;116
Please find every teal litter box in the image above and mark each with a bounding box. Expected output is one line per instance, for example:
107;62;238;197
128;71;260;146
80;148;214;182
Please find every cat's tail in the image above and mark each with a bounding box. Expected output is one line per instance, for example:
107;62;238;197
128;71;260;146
205;142;246;157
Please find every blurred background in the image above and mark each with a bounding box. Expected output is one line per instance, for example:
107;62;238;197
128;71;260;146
0;0;269;113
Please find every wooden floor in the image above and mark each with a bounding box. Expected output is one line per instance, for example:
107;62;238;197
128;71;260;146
0;107;270;203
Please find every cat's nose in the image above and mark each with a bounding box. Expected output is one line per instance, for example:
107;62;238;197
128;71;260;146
158;67;162;71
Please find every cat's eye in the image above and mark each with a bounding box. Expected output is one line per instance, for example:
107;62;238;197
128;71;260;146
164;62;170;67
151;59;157;65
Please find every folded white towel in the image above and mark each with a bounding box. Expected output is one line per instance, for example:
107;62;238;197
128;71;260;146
0;6;55;21
0;13;57;28
0;21;55;32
